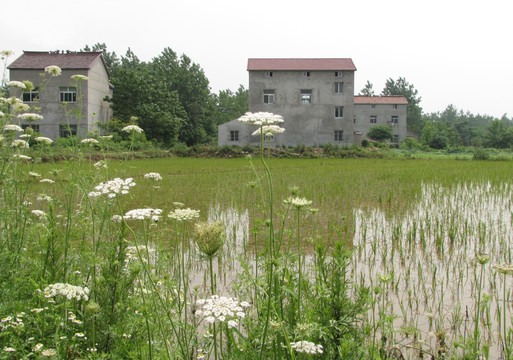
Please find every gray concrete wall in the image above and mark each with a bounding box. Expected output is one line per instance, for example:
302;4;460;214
9;62;111;140
247;70;355;147
354;103;407;142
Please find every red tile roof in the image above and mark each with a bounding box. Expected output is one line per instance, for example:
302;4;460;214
354;95;408;105
8;51;106;72
247;58;356;71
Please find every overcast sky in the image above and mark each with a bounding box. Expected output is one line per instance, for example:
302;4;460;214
2;0;511;118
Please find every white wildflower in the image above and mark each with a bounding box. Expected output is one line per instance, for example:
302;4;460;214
237;112;284;126
81;138;99;145
111;215;122;223
123;208;162;222
19;133;31;139
168;208;200;222
4;124;23;132
45;65;62;76
29;171;41;177
283;196;313;210
7;81;26;89
252;125;286;136
44;283;90;301
18;113;44;121
290;341;323;355
33;343;43;352
13;154;32;160
37;194;52;201
88;177;136;199
144;172;162;181
34;137;52;144
3;347;16;352
99;135;113;140
93;161;108;169
71;75;88;81
121;125;143;133
195;295;249;326
11;139;29;148
40;179;55;184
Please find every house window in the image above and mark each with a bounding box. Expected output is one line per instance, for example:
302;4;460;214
393;104;398;109
370;115;377;124
22;88;39;102
263;90;275;104
371;104;376;109
21;124;40;132
230;130;239;142
334;82;343;94
391;116;399;124
393;135;399;143
335;106;344;118
303;71;310;77
59;124;77;137
60;87;77;102
300;90;312;104
353;117;356;124
334;130;344;142
265;71;273;77
335;71;343;77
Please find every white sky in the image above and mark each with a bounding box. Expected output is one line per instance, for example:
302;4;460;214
2;0;512;118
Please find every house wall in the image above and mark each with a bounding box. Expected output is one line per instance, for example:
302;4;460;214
9;62;111;140
354;103;407;142
244;70;355;147
87;59;112;135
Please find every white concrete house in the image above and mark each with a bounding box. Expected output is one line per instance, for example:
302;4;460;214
8;51;113;140
218;58;407;147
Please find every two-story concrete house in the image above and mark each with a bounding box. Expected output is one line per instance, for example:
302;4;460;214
7;51;113;140
218;58;407;147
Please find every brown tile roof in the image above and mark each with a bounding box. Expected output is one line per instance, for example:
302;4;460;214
354;95;408;105
8;51;106;72
247;58;356;71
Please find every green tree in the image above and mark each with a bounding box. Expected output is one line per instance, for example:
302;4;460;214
212;85;248;126
359;81;375;96
82;43;120;69
367;125;393;141
484;119;511;148
381;77;424;135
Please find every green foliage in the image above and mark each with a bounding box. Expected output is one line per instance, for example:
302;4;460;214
367;125;393;141
473;148;490;160
381;77;424;135
212;85;248;126
399;137;421;150
359;80;375;96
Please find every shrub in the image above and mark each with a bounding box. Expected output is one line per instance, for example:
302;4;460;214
473;148;490;160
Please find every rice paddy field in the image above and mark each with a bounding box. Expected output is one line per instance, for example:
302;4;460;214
2;152;513;359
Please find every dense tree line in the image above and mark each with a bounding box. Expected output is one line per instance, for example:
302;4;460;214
361;78;512;149
83;43;248;146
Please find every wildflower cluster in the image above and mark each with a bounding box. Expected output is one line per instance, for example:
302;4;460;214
195;295;250;328
35;136;53;144
44;283;90;301
4;124;23;132
290;341;323;355
283;196;313;210
122;125;143;133
168;208;200;222
493;263;513;275
45;65;62;76
18;113;43;121
1;313;24;331
7;80;26;89
144;172;162;181
81;138;99;145
194;221;224;257
93;160;107;169
252;124;286;136
11;139;29;148
123;208;162;222
88;177;136;198
71;74;88;81
237;112;284;126
125;245;155;264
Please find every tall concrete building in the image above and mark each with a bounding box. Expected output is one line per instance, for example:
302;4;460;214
218;58;407;147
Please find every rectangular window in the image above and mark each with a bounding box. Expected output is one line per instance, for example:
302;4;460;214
370;115;377;124
265;71;273;77
371;104;376;109
335;71;343;77
393;104;398;109
391;115;399;124
59;124;77;137
303;71;310;77
300;90;312;104
334;82;343;94
230;130;239;142
263;89;275;104
22;88;39;102
334;130;344;142
60;87;77;102
335;106;344;118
